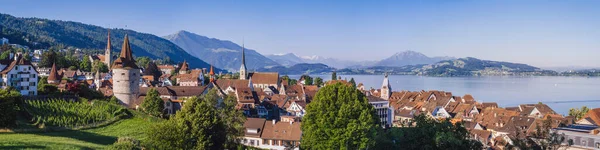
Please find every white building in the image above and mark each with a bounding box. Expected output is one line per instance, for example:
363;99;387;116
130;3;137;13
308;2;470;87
0;54;38;95
367;95;393;128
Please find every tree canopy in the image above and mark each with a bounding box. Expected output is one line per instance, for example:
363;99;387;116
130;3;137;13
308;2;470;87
314;77;324;87
301;83;378;149
569;106;590;120
141;88;164;117
0;88;22;127
146;89;245;149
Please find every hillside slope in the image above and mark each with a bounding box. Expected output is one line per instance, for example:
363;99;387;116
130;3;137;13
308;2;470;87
0;13;222;71
164;30;279;71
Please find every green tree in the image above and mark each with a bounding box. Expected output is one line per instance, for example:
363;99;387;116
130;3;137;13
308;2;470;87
331;71;337;80
301;75;314;85
0;50;10;60
107;137;141;150
289;79;298;85
0;88;22;127
39;50;57;68
79;56;92;72
349;78;356;88
569;106;590;120
146;89;245;149
301;83;378;149
92;61;109;73
141;88;164;117
135;56;151;69
314;77;324;87
533;116;567;150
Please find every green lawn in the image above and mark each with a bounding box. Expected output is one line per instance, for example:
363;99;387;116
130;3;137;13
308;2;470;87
0;114;161;150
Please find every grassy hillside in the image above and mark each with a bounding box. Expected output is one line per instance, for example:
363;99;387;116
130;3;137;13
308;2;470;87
0;114;159;149
0;13;223;71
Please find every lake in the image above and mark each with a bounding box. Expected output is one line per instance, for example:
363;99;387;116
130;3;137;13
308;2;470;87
289;75;600;115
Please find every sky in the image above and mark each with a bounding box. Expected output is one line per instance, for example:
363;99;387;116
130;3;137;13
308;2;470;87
1;0;599;68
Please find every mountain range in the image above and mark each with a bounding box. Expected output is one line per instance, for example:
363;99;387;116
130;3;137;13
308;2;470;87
374;51;454;67
266;53;377;69
0;13;221;72
163;31;279;71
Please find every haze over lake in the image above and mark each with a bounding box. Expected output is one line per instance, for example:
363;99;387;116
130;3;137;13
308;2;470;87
290;75;600;115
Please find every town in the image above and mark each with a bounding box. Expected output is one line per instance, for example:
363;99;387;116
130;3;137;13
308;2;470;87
0;31;598;150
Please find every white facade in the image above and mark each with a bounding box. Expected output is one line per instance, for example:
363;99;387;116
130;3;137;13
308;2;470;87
370;101;393;127
0;57;38;96
112;68;140;106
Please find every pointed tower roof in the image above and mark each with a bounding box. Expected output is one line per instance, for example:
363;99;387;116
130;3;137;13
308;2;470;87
112;34;139;69
241;43;246;66
180;60;189;72
209;65;215;75
382;73;391;89
106;30;111;51
48;63;60;81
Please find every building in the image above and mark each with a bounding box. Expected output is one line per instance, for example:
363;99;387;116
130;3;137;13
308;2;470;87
555;124;600;149
104;30;112;68
111;34;141;107
380;73;391;100
367;95;393;128
0;54;38;95
179;60;189;74
157;65;175;75
239;44;248;80
259;120;301;150
241;118;267;148
47;63;61;84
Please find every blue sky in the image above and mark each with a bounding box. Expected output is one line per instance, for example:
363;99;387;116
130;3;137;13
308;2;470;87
1;0;599;67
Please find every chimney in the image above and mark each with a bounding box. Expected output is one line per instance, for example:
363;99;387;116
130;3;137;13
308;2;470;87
272;119;276;125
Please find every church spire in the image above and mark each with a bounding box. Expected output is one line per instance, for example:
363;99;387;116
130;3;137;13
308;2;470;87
105;29;112;68
209;65;216;82
239;42;248;80
380;73;391;100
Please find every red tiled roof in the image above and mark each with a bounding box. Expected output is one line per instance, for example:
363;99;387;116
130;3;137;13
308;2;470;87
261;121;301;141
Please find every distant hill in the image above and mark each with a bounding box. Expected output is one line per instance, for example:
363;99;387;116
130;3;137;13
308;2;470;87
0;13;222;72
266;53;376;68
257;63;335;75
265;53;305;67
337;57;558;76
164;30;280;71
374;50;454;67
416;57;556;76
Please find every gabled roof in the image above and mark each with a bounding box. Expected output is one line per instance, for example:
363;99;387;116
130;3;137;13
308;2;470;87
244;118;266;138
578;108;600;125
248;72;279;85
261;121;301;141
236;87;257;104
0;54;36;74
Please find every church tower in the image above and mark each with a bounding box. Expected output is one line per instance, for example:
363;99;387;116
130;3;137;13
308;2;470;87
380;73;391;100
105;30;112;68
209;65;216;82
239;44;248;80
111;34;140;107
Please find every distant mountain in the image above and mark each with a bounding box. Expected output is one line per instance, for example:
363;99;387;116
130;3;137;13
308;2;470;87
266;53;376;69
164;31;280;71
416;57;556;76
0;13;220;71
374;50;454;67
257;63;335;75
266;53;305;67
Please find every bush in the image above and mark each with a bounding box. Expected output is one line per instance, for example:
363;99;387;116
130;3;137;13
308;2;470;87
107;137;142;150
0;88;22;127
24;99;127;127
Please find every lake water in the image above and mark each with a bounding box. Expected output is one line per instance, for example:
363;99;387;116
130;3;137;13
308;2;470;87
289;75;600;115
